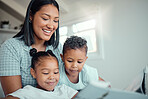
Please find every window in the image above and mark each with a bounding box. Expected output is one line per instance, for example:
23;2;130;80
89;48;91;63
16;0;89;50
72;19;96;32
59;19;97;53
72;19;97;53
59;26;68;45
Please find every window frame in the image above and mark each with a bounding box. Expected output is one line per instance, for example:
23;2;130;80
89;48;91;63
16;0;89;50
59;13;104;60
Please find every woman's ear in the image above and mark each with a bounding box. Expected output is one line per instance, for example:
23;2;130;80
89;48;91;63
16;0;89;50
30;68;36;79
60;54;64;61
29;16;32;22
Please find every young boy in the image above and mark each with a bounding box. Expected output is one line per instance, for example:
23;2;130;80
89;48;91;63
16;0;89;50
59;36;101;91
5;49;78;99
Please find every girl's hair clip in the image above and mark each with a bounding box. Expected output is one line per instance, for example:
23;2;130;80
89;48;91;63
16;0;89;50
30;48;37;56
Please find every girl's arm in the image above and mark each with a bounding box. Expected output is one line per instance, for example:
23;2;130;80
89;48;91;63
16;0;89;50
0;75;22;96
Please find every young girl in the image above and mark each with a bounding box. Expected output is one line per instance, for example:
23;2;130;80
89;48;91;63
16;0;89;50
59;36;103;91
0;0;63;96
5;49;78;99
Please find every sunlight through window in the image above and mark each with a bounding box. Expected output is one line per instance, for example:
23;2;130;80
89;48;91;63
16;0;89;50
59;26;68;45
72;19;96;33
59;19;97;53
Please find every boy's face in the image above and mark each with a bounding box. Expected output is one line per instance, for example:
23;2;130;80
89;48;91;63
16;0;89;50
61;48;88;77
31;57;59;91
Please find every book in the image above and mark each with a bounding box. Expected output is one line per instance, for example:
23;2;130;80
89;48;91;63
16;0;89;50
75;81;148;99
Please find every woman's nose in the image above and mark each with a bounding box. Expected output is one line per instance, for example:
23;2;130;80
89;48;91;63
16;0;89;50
47;20;54;29
47;24;54;29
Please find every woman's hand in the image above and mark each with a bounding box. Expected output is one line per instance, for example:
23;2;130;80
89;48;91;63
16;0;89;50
0;75;22;96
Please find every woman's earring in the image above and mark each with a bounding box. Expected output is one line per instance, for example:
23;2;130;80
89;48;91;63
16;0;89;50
29;19;32;23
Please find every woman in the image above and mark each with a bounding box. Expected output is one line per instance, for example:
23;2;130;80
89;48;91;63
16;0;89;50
0;0;62;96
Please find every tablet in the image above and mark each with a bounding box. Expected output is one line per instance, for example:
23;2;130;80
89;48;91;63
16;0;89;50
75;81;148;99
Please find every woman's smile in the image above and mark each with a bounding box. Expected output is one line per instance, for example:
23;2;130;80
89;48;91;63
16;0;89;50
43;29;52;33
42;29;52;36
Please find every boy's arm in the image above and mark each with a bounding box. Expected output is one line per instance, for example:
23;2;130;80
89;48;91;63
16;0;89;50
71;92;78;99
98;76;111;88
99;76;105;81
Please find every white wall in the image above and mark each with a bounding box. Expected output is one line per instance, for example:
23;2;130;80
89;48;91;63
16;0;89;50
0;8;21;45
0;32;17;45
86;0;148;89
0;8;22;29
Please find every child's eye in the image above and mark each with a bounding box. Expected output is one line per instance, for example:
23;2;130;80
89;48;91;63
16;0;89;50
54;72;59;74
54;20;59;23
67;60;73;62
78;61;83;64
43;73;49;75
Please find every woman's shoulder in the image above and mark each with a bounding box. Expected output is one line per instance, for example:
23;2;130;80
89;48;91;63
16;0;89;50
0;37;25;53
55;42;63;53
1;37;24;48
58;42;63;49
2;37;21;45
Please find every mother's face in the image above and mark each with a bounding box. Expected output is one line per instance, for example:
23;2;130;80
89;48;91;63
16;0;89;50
30;4;59;42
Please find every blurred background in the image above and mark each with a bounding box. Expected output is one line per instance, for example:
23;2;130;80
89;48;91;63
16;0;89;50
0;0;148;96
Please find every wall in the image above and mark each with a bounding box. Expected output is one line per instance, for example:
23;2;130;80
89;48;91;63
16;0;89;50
85;0;148;89
0;8;21;45
0;8;22;29
0;32;18;45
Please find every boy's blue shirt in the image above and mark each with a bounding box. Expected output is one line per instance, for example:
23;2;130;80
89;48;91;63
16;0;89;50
58;62;99;90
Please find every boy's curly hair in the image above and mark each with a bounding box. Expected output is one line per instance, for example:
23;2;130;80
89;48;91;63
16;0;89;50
63;36;88;55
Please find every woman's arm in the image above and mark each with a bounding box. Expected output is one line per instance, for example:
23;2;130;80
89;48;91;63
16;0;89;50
0;75;22;96
1;95;19;99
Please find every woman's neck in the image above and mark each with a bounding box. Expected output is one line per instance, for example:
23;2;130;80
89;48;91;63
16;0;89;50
32;35;47;51
31;42;46;52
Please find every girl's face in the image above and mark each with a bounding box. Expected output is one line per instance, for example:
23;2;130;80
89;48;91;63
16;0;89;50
31;57;59;91
61;49;88;77
30;4;59;42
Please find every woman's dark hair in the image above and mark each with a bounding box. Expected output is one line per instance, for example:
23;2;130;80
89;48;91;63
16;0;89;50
30;48;58;69
14;0;59;49
63;36;88;55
